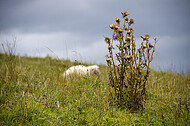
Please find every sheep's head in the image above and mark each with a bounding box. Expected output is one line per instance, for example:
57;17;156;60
87;65;100;75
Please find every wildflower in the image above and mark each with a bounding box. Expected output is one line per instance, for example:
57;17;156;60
121;11;130;17
105;37;111;44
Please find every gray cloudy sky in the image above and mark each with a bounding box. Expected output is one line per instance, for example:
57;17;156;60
0;0;190;74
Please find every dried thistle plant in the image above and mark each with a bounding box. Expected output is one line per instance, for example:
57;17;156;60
105;11;158;111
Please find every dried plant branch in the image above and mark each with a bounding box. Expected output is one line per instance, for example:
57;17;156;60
105;11;158;111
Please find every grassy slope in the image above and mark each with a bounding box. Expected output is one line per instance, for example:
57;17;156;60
0;53;189;125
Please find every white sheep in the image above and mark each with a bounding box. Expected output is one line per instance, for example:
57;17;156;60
63;65;100;77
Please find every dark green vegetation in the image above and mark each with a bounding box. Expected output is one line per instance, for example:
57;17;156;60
0;53;189;125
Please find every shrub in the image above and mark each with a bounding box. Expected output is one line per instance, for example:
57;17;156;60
105;11;158;111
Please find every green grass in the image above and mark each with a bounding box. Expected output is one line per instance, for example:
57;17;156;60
0;53;189;125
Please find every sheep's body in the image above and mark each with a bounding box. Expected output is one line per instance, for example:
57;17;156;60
63;65;100;77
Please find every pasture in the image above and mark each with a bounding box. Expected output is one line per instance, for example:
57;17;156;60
0;53;189;125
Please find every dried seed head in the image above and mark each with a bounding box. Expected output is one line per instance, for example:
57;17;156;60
137;66;142;70
124;55;132;60
113;24;119;30
124;43;130;49
141;36;146;41
138;69;142;74
105;54;109;57
113;36;118;40
145;34;150;40
106;58;111;62
143;44;147;48
138;48;142;53
118;28;124;33
139;60;143;65
115;18;120;23
129;27;135;32
109;24;114;29
124;27;128;31
124;44;130;49
127;30;131;35
121;11;130;17
105;37;111;44
124;17;128;21
108;45;112;50
149;43;154;48
129;19;134;24
125;37;131;42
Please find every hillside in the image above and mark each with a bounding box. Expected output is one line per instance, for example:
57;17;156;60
0;53;189;125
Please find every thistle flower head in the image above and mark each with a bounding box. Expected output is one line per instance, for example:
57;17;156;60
129;19;134;25
124;55;132;60
105;37;111;44
145;34;150;40
124;17;128;21
113;24;119;30
139;60;143;65
121;11;130;17
124;43;130;49
140;36;146;41
143;44;147;48
106;58;111;62
115;18;120;24
149;43;154;48
125;36;131;42
109;24;114;29
129;27;135;32
108;45;112;50
117;28;124;33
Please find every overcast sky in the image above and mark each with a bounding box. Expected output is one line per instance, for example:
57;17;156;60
0;0;190;74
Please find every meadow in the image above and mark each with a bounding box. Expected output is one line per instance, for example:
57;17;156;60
0;53;189;125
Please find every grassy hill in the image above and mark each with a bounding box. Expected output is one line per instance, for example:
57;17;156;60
0;53;189;125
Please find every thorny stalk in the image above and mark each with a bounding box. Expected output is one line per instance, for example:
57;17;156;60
105;11;158;111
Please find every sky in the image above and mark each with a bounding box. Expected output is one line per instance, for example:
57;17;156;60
0;0;190;74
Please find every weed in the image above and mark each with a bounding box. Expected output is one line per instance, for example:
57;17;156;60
105;11;158;111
